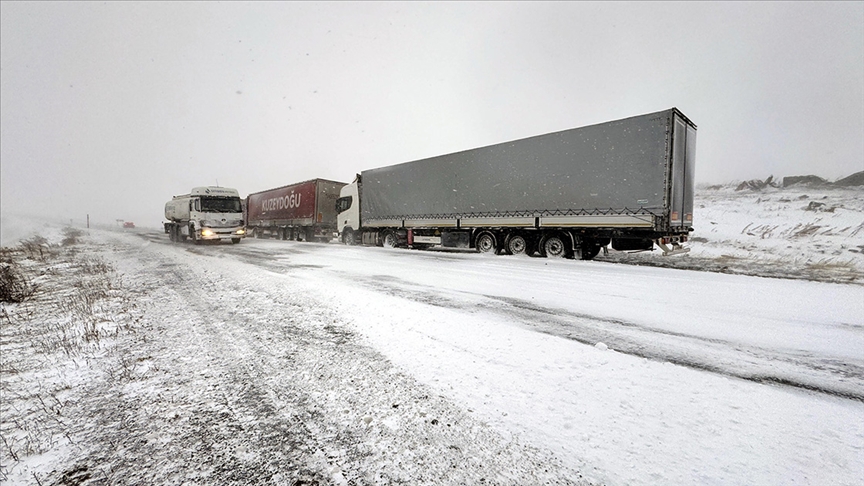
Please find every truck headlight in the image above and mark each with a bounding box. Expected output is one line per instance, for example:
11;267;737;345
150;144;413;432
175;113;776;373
201;228;214;237
236;229;245;235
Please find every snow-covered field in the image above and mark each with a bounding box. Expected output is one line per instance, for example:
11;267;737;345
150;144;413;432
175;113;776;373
603;184;864;284
1;184;863;485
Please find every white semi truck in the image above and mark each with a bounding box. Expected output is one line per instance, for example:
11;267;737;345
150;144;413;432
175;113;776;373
336;108;696;259
164;186;246;244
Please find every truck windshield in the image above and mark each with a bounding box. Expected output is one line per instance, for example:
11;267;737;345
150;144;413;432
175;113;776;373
200;197;242;213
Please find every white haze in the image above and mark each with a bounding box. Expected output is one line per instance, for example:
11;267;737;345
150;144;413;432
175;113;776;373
1;1;863;228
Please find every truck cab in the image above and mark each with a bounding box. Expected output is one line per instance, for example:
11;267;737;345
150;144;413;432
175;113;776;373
335;177;360;244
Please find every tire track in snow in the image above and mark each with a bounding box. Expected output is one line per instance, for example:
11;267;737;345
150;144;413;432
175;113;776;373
351;275;864;403
143;233;864;403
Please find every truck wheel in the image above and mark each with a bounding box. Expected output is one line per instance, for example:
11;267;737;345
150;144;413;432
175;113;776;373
541;235;568;258
382;231;398;248
169;226;176;242
476;232;497;254
231;238;241;244
342;229;356;245
505;235;527;255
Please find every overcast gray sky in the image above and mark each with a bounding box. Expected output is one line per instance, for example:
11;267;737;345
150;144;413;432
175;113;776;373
2;1;862;228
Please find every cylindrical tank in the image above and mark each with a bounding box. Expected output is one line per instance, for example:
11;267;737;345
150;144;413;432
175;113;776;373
164;196;192;221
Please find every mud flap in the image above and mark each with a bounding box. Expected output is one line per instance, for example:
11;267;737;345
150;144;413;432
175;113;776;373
656;239;690;256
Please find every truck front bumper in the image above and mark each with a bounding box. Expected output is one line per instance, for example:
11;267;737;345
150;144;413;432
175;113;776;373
199;227;246;240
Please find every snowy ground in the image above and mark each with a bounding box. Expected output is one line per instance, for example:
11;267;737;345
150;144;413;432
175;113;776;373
602;184;864;284
1;185;863;485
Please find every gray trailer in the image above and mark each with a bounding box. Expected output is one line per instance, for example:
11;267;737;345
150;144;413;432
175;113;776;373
336;108;696;259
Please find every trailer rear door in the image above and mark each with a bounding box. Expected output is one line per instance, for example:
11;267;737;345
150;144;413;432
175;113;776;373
670;112;697;227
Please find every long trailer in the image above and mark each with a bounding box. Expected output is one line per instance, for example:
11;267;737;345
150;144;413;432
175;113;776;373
335;108;696;259
246;179;346;242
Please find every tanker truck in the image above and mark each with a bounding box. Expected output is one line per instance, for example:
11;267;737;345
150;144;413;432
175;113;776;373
245;179;346;242
336;108;696;259
164;186;246;244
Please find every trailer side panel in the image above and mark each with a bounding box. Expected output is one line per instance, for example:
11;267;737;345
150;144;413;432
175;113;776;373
360;109;690;225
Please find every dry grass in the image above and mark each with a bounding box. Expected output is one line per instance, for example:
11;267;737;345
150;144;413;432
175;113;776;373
0;233;138;481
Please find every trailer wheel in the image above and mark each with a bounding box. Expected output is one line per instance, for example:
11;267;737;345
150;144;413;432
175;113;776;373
382;231;398;248
169;225;176;242
505;234;527;255
580;243;601;261
541;234;568;258
476;232;497;254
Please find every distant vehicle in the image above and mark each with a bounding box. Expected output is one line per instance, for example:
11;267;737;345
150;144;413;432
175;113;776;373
245;179;346;242
335;108;696;258
164;186;246;244
123;222;135;229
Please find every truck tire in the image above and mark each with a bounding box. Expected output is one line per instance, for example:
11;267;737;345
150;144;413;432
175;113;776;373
231;238;241;244
505;234;527;255
169;225;176;242
475;232;497;254
382;231;398;248
342;229;356;245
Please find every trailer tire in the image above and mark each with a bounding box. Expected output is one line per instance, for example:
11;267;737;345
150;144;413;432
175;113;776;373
475;232;497;254
169;225;176;242
505;234;528;255
580;243;601;261
541;234;569;258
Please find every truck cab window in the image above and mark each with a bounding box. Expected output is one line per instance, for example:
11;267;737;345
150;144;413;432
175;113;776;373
336;196;352;213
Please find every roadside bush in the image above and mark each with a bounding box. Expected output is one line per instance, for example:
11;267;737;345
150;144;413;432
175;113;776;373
20;235;50;260
62;227;83;246
0;262;37;303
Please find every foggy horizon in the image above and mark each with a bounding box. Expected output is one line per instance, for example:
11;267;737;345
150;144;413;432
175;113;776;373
2;2;862;228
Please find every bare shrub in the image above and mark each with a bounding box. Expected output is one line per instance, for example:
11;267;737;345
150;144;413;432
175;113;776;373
62;227;84;247
0;263;38;303
20;235;51;261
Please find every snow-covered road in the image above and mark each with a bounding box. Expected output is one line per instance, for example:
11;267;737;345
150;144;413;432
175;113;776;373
131;230;863;485
3;225;863;485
